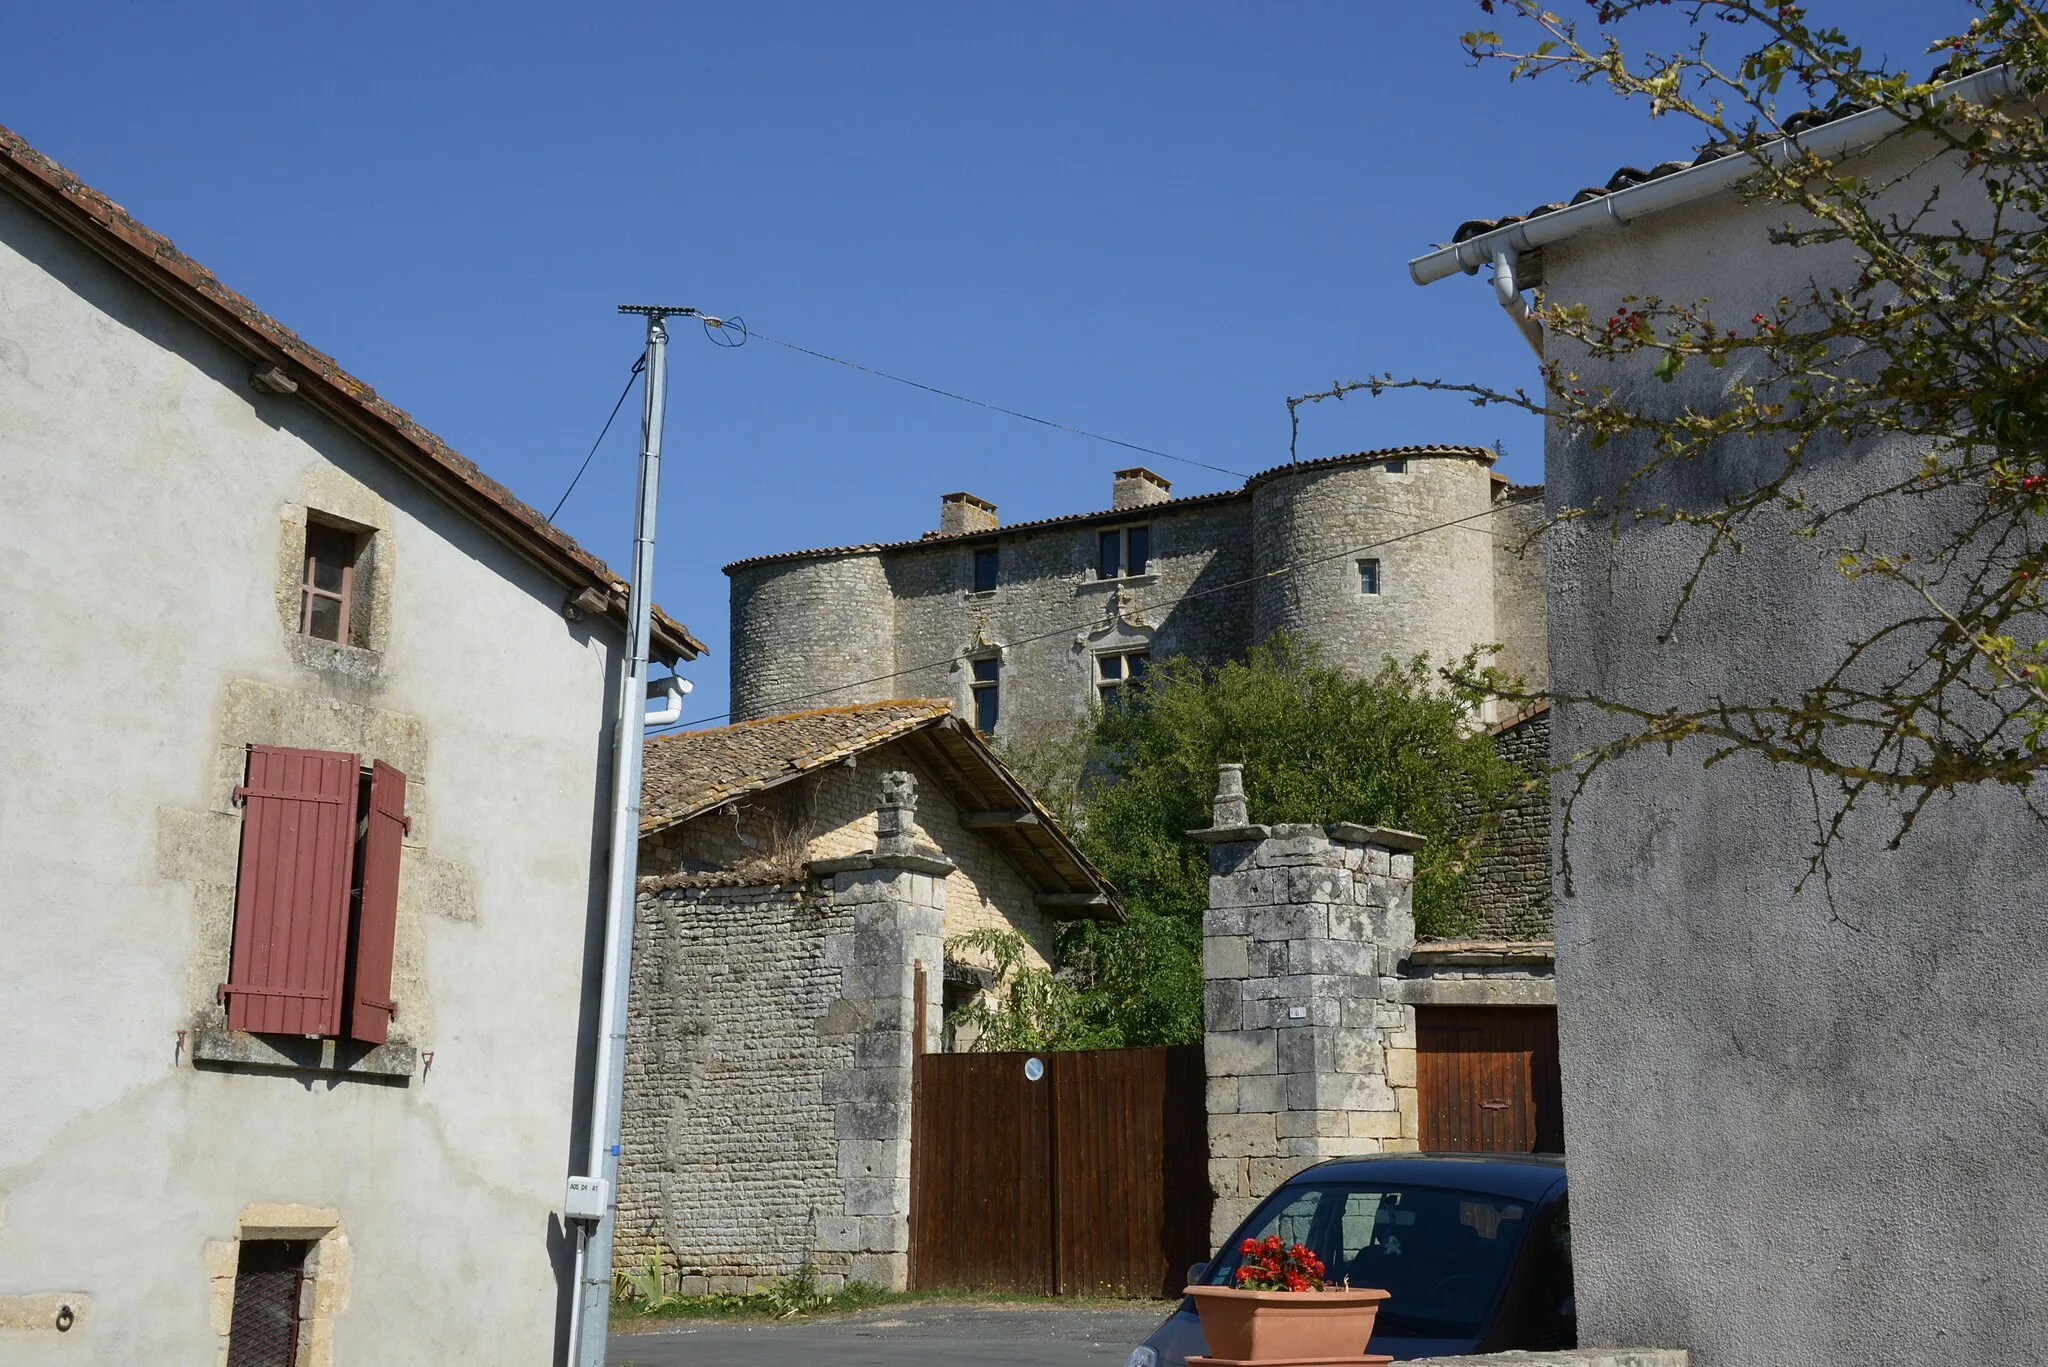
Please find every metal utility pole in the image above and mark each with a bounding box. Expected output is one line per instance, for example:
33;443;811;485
566;304;693;1367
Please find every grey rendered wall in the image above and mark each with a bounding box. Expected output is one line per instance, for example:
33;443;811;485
1539;143;2047;1366
0;190;615;1364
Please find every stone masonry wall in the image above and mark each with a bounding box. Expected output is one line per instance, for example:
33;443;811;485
1197;766;1423;1244
616;881;841;1290
617;857;945;1294
1459;708;1553;941
726;452;1540;739
728;551;896;722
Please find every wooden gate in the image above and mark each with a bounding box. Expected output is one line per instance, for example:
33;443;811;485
1415;1005;1564;1153
909;1045;1210;1296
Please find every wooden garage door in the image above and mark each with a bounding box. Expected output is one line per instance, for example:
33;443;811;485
1415;1006;1563;1153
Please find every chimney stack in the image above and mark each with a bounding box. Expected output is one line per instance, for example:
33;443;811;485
939;492;998;537
1112;467;1172;510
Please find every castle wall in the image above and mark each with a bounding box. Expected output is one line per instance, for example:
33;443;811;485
726;450;1542;741
1490;487;1550;693
1251;454;1499;683
729;552;895;721
880;500;1258;745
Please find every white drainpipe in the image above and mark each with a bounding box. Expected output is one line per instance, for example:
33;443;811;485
643;674;691;727
1492;247;1543;358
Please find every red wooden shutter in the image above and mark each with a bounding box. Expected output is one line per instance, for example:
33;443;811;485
349;760;407;1044
224;746;360;1036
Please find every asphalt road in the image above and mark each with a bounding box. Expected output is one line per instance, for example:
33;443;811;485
609;1300;1170;1367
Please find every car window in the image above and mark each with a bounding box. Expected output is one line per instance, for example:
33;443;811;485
1205;1181;1531;1340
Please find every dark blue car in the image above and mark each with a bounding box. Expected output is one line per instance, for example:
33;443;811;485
1128;1154;1572;1365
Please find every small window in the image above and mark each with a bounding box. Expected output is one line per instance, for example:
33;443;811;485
970;656;999;734
1096;524;1151;580
1097;649;1149;708
1358;558;1381;596
973;547;999;594
227;1239;308;1367
1382;459;1407;474
301;523;359;643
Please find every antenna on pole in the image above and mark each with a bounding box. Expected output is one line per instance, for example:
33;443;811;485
568;301;699;1366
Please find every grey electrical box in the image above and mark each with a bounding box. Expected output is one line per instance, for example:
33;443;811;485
565;1175;610;1221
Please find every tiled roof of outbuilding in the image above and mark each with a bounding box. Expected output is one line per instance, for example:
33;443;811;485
724;444;1500;573
0;121;705;661
641;699;956;828
640;699;1121;918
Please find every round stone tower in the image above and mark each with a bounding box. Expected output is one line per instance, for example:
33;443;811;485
1250;446;1499;676
726;550;895;721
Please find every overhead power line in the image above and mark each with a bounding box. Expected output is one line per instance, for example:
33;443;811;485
701;316;1249;480
548;354;645;523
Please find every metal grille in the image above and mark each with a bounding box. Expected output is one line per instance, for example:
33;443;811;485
227;1240;305;1367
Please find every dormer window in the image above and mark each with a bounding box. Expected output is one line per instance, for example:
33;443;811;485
301;522;360;642
1097;525;1150;580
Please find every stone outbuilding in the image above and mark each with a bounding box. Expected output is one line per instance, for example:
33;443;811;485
616;699;1119;1293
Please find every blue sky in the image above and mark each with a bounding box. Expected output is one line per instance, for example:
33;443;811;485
7;2;1962;723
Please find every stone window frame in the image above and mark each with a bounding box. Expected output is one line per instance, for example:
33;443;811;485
1357;557;1383;597
1095;646;1150;709
207;1205;350;1367
967;651;1001;734
275;495;392;676
967;544;1000;597
1094;522;1152;581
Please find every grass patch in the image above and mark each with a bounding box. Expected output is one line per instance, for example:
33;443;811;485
611;1269;1171;1326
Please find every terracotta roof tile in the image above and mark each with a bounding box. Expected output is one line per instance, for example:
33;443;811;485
1435;61;1975;252
724;444;1504;573
0;120;704;661
641;699;957;831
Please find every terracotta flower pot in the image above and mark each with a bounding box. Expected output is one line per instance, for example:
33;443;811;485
1185;1284;1391;1363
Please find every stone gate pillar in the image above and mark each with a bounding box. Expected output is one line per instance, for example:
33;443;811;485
1193;764;1423;1245
808;771;949;1291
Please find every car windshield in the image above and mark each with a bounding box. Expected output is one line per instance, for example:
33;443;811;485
1202;1181;1531;1339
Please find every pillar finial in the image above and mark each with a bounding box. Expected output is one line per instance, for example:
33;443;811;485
1213;763;1248;829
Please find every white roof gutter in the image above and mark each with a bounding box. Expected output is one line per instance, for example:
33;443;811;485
1408;65;2014;288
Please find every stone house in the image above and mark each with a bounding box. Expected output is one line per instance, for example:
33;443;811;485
0;122;703;1364
725;450;1549;739
1413;68;2048;1366
617;699;1119;1292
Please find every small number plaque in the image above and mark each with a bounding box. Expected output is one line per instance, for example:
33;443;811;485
1023;1056;1045;1082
